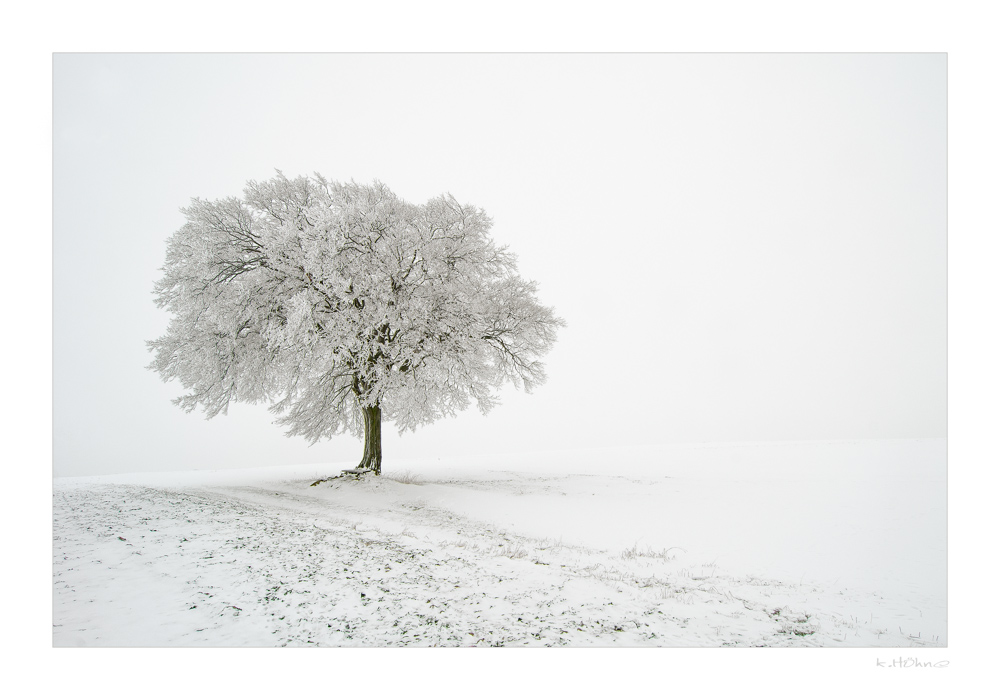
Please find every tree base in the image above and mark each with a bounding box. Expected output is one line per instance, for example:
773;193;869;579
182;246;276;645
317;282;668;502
309;468;373;486
310;403;382;486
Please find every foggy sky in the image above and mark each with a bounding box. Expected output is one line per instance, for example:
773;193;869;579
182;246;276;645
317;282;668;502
53;53;946;477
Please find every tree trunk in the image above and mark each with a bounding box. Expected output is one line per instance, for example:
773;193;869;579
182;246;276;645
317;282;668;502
357;403;382;475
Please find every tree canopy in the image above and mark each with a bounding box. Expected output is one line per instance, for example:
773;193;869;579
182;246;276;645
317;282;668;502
148;173;563;474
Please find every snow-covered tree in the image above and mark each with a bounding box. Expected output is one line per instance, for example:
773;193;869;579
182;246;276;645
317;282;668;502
148;173;563;476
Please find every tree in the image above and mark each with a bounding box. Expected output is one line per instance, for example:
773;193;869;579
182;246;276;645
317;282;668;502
148;173;563;476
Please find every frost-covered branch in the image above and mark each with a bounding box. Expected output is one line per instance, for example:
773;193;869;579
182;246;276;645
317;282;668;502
148;173;564;451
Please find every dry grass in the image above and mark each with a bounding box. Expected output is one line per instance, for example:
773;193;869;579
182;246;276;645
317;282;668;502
620;543;685;561
385;470;424;485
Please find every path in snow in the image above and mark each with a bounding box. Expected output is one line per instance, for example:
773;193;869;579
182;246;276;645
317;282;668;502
53;462;942;647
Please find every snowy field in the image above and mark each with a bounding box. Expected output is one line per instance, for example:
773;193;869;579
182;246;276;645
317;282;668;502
53;439;945;647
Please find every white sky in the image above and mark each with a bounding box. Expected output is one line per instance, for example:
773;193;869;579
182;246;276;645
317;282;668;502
53;53;946;477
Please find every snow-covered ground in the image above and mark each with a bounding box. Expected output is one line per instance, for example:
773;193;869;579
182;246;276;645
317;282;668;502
53;439;945;647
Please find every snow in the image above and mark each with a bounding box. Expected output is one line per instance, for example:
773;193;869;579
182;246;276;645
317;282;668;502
53;439;945;647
